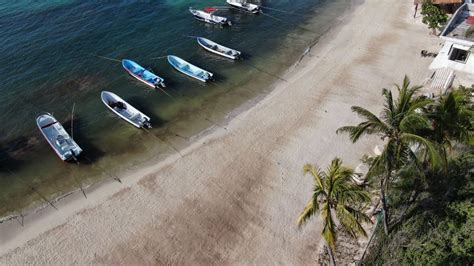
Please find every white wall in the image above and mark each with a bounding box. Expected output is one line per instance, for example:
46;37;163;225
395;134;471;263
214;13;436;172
430;41;474;75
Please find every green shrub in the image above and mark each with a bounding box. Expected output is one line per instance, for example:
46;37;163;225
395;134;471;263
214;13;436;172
466;26;474;38
421;0;448;34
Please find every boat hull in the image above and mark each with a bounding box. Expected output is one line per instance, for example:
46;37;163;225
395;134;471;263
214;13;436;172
124;68;155;88
197;37;241;60
189;8;231;26
36;113;82;161
167;55;213;82
226;0;260;14
122;59;165;88
101;91;151;129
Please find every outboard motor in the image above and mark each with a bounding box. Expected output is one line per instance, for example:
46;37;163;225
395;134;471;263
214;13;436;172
70;150;79;163
143;119;152;129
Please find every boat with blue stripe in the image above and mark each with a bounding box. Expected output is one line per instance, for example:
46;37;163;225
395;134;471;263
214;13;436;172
122;59;165;88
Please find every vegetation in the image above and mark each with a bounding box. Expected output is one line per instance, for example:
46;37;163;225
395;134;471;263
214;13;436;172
297;158;372;265
297;77;472;264
421;0;448;35
354;83;472;264
362;150;473;264
466;26;474;38
337;76;440;235
425;87;473;171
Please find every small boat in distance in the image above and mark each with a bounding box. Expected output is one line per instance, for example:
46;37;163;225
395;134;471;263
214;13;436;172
189;7;232;26
226;0;261;14
122;59;165;88
167;55;213;82
101;91;151;129
197;37;241;60
36;113;82;161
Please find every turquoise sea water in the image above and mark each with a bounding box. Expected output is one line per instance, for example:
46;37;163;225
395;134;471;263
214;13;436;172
0;0;353;217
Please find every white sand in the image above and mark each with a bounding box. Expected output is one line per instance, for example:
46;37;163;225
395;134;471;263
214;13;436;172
0;0;439;264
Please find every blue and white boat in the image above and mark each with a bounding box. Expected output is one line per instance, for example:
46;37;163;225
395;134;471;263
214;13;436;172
122;59;165;88
36;113;82;161
167;55;213;82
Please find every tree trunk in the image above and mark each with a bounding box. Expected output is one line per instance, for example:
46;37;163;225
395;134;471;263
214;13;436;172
380;177;389;235
326;244;337;266
443;146;449;176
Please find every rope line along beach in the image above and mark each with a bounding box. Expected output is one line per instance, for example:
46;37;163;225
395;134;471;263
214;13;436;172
3;168;58;211
90;54;122;63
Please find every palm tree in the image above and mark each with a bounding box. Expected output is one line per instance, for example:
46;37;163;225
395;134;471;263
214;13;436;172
425;89;473;171
337;76;440;235
297;158;371;266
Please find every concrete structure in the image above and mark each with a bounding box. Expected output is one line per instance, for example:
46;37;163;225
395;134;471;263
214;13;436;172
430;3;474;81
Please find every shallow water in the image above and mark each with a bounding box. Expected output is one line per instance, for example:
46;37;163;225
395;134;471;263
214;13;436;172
0;0;354;217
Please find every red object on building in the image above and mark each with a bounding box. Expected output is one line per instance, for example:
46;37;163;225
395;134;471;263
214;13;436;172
467;16;474;25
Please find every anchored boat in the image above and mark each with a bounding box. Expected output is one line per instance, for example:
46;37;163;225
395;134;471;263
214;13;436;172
122;59;165;88
101;91;151;129
197;37;241;60
226;0;261;14
189;7;231;26
36;113;82;161
167;55;213;82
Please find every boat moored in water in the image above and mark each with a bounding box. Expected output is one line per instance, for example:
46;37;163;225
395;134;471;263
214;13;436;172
197;37;241;60
226;0;261;14
189;7;232;26
36;113;82;161
167;55;213;82
101;91;151;129
122;59;165;88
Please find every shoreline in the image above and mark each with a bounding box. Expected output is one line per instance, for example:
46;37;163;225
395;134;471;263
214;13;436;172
0;0;352;220
0;3;358;253
0;0;357;225
0;0;440;263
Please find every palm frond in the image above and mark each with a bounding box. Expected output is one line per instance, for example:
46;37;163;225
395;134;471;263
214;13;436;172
401;133;442;168
382;89;395;122
395;76;423;116
399;113;431;133
337;106;390;142
339;183;371;203
297;197;319;228
351;106;388;130
336;204;370;238
336;125;374;143
406;146;427;181
303;164;324;191
407;97;433;115
366;155;385;179
321;204;337;251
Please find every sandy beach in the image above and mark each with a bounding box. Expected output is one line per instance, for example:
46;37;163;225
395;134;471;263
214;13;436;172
0;0;440;264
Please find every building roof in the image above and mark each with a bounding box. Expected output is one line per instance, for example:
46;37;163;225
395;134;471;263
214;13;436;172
440;3;474;45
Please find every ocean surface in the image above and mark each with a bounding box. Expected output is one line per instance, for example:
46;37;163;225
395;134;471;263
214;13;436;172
0;0;354;217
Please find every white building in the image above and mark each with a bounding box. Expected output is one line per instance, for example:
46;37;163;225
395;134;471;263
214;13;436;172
430;3;474;78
